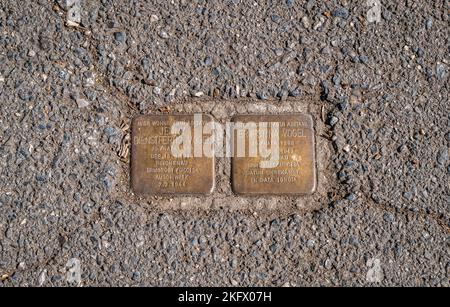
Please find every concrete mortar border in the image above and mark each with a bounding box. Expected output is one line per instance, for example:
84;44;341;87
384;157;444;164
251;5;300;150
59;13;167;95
114;98;338;217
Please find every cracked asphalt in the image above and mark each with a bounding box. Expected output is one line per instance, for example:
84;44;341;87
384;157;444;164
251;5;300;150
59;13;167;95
0;0;449;286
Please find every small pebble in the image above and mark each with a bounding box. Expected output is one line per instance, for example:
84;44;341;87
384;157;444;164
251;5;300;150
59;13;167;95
359;55;369;64
153;87;162;95
256;91;269;100
204;57;213;66
382;10;392;21
150;15;159;23
403;191;413;200
436;64;446;80
113;32;125;43
332;7;349;19
36;174;46;182
417;48;425;58
398;144;408;153
346;194;357;201
271;15;281;23
159;31;169;39
132;272;141;281
104;127;117;137
288;88;301;97
437;148;449;166
383;213;394;223
333;75;341;86
76;98;90;108
83;203;93;214
301;16;311;29
270;243;278;253
426;18;433;30
339;101;349;112
329;116;339;126
285;0;294;7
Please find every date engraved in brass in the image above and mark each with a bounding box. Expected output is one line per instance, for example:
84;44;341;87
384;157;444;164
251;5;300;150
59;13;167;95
131;115;215;196
232;114;316;195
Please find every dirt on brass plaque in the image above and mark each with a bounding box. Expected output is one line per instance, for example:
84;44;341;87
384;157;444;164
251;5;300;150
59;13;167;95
232;114;316;195
131;114;215;196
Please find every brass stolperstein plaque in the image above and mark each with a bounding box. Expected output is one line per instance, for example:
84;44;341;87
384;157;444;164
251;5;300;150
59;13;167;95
232;114;316;195
132;115;215;196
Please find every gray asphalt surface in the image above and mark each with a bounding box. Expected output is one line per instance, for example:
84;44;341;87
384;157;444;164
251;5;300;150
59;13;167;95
0;0;449;286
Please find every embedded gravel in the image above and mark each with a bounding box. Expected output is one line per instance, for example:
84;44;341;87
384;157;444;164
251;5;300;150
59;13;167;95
0;0;449;286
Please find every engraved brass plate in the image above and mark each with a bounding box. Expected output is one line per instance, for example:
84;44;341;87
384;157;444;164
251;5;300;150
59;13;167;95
131;115;215;195
232;114;316;195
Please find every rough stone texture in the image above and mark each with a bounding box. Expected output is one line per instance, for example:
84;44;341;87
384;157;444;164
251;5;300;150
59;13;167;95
0;0;449;286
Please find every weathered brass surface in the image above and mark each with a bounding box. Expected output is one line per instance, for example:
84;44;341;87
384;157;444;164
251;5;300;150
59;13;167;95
232;114;316;195
131;115;215;196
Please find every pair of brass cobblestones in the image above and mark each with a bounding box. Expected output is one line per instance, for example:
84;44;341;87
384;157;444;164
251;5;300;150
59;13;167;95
131;114;316;196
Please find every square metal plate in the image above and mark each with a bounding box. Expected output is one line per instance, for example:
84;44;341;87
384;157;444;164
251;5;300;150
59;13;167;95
232;114;316;195
131;114;215;196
